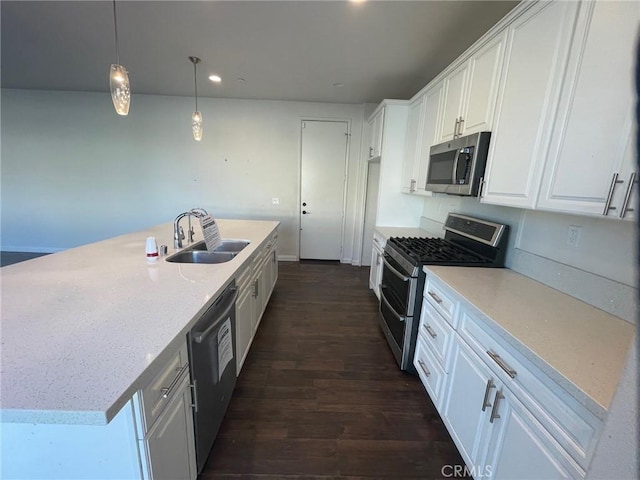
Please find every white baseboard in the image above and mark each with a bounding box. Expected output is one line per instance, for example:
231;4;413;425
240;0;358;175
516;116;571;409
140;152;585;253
277;255;298;262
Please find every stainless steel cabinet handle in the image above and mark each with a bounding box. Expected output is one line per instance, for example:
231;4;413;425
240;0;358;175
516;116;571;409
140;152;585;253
428;291;443;304
477;176;485;199
481;379;495;411
369;146;374;158
161;363;189;398
410;179;416;192
382;257;410;282
454;118;460;138
418;359;431;377
273;250;277;263
458;117;464;137
487;350;516;378
603;173;624;215
619;172;637;218
424;324;437;339
489;390;504;423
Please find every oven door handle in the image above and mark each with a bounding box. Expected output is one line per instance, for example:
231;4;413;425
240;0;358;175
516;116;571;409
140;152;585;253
380;287;407;322
382;256;410;282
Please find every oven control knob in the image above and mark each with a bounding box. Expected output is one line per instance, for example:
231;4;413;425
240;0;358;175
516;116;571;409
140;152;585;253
302;210;308;214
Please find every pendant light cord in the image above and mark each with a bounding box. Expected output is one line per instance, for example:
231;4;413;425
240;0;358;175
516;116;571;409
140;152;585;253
193;61;199;111
112;0;120;65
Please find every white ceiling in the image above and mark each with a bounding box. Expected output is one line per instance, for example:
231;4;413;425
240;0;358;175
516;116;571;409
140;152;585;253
1;1;519;104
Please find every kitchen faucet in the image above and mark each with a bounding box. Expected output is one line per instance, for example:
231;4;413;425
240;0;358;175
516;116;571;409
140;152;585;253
173;208;209;249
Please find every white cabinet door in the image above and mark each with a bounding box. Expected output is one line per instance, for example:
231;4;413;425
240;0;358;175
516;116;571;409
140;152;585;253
143;375;196;480
401;95;425;193
441;338;496;468
537;1;639;218
438;64;468;142
484;386;582;480
235;286;253;372
368;108;385;160
461;30;506;137
415;82;443;196
481;1;580;208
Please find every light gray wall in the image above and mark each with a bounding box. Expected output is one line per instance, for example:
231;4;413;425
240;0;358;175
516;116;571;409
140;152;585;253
1;89;367;261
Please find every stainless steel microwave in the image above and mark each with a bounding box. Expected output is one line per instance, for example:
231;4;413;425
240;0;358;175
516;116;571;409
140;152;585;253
425;131;491;196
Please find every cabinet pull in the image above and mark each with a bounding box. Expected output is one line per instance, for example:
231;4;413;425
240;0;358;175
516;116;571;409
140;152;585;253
418;359;431;377
477;176;485;199
369;146;374;158
424;324;437;339
487;350;516;378
273;250;277;263
252;279;259;298
161;363;189;399
458;117;464;137
489;391;504;423
481;379;495;412
410;179;416;192
428;291;443;304
619;172;637;219
454;118;460;138
603;173;624;215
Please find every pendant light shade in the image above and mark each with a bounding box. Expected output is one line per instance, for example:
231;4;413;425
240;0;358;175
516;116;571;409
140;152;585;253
189;56;203;141
110;0;130;116
110;64;130;115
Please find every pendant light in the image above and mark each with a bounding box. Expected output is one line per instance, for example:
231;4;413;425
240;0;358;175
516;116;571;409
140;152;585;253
189;56;203;141
109;0;130;115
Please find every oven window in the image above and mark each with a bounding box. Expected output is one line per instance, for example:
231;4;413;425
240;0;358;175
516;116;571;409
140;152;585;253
380;286;407;350
428;150;456;184
381;254;411;313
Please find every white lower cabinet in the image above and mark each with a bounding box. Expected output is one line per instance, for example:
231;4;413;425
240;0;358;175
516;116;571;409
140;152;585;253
484;384;581;480
368;231;385;299
416;272;599;479
139;374;197;480
235;229;279;374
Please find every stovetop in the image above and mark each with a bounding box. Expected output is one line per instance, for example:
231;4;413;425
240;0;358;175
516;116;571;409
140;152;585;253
387;236;492;266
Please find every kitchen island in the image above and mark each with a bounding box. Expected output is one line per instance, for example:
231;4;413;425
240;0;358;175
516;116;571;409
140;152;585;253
0;218;279;479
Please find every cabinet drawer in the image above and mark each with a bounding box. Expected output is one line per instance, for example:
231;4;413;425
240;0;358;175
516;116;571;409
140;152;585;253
458;309;601;470
372;231;386;249
414;336;447;411
423;275;458;328
418;298;455;372
139;342;190;433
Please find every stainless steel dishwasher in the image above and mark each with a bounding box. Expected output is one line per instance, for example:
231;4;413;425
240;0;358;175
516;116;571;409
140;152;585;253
187;280;238;473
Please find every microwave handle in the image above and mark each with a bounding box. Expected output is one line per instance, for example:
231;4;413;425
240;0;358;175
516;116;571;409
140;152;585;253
451;149;461;184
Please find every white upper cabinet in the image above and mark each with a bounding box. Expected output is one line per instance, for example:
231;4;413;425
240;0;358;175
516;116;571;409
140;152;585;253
436;30;506;143
401;82;443;195
368;107;385;160
401;95;426;193
537;1;640;219
481;1;580;208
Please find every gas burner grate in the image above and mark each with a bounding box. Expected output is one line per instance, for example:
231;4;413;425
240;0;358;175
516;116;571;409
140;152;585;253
388;237;490;265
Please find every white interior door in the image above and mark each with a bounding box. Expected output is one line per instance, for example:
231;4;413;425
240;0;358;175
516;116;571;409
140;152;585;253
300;120;348;260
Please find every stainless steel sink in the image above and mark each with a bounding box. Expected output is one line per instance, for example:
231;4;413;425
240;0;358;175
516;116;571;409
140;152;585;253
165;239;250;264
189;239;250;253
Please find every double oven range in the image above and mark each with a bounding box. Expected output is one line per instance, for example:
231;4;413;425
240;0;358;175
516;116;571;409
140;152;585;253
378;213;509;374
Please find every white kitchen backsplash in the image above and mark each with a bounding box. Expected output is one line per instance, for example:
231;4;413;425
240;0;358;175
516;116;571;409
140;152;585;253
421;194;638;325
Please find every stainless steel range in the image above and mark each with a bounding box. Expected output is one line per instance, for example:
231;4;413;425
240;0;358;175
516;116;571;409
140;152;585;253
378;213;509;374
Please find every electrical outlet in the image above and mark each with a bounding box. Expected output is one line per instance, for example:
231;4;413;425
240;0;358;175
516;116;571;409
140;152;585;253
567;225;582;248
272;197;280;205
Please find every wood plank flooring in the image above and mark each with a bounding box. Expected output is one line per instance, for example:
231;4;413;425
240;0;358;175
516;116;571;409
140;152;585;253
199;261;468;480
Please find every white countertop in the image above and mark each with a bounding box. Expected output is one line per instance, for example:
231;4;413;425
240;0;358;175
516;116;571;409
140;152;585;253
0;219;279;425
425;266;635;415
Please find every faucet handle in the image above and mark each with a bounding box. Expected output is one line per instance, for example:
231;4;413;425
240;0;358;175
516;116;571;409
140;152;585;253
179;226;185;241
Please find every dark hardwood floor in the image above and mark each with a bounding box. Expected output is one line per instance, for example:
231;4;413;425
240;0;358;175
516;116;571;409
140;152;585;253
200;261;467;480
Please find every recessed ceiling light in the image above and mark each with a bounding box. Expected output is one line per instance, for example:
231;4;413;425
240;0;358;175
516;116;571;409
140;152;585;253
208;74;222;83
332;82;344;88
